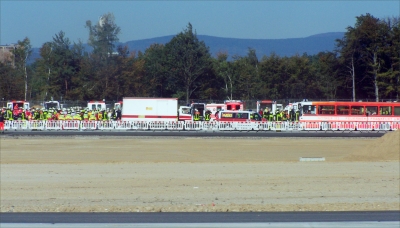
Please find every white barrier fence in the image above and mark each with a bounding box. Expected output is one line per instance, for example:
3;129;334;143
2;120;399;132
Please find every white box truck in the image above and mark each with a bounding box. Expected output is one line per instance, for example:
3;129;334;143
121;97;178;121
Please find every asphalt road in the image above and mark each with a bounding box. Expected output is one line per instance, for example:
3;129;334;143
1;211;399;223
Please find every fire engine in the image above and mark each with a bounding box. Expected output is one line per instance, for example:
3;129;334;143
224;100;245;111
7;100;30;110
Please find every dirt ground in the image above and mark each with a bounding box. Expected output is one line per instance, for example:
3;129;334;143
0;131;399;212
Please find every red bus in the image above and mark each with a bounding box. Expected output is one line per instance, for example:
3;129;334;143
298;101;400;122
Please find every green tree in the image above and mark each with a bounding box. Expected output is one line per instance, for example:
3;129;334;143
13;37;32;100
213;52;234;100
85;13;121;100
164;23;213;103
143;44;168;97
86;13;121;58
231;48;260;100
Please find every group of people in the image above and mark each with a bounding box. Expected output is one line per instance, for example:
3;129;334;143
259;108;300;122
0;106;122;122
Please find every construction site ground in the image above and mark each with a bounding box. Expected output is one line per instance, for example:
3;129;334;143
1;131;399;212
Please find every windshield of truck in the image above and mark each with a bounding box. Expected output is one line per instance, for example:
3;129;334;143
45;103;59;109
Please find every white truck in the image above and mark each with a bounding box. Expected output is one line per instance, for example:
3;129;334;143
87;101;106;111
121;97;179;121
44;101;60;110
256;100;283;114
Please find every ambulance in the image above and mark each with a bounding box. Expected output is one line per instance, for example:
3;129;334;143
216;110;263;122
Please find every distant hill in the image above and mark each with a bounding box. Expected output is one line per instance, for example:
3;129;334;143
29;32;345;63
124;32;345;59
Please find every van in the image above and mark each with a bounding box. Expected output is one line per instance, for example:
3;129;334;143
216;111;263;122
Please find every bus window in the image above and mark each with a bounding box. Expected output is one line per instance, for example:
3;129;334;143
351;106;364;115
318;105;334;115
394;107;400;116
379;106;392;115
366;106;377;115
302;105;316;114
337;105;350;115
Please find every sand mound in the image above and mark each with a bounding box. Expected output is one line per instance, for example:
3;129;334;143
347;130;400;161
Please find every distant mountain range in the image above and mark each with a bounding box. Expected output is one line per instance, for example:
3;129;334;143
29;32;345;63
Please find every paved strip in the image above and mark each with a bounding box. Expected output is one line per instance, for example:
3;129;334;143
1;222;400;228
1;211;399;223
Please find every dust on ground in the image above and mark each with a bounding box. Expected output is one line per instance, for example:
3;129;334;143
1;132;399;212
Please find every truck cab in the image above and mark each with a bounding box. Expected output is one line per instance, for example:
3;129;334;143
7;100;30;110
224;100;244;111
114;101;123;110
44;101;60;110
257;100;283;114
190;103;206;121
178;106;192;121
87;101;106;111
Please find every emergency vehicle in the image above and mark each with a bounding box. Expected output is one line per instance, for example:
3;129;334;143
190;103;207;120
224;100;245;111
256;100;283;114
297;101;400;122
7;100;30;110
114;101;123;110
121;97;179;121
178;106;192;121
216;110;263;122
205;103;224;113
87;101;106;111
44;101;60;110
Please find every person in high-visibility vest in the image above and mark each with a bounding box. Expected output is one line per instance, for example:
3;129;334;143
58;112;65;121
83;112;89;121
263;109;268;119
97;111;103;121
89;112;96;121
65;112;73;120
204;110;211;121
295;110;300;122
6;108;13;120
193;109;200;121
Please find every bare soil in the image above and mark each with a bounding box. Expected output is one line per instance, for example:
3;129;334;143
1;131;399;212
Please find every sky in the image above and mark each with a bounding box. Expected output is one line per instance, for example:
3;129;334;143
1;0;399;48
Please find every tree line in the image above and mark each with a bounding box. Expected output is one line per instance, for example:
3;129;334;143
1;13;399;104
